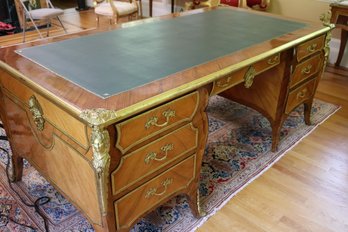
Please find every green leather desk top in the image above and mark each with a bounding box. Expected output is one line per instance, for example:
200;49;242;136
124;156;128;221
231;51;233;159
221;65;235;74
17;8;306;98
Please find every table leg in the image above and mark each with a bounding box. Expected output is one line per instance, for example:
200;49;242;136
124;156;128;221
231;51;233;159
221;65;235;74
150;0;153;17
335;29;348;66
171;0;174;13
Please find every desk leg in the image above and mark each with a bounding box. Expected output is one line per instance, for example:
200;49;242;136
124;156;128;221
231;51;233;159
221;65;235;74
335;29;348;66
171;0;174;13
149;0;153;17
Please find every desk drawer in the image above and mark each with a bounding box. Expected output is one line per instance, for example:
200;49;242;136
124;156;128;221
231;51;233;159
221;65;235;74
111;123;198;195
116;91;199;152
253;53;280;73
211;53;280;95
290;54;322;88
296;35;325;62
211;67;248;95
114;155;196;230
285;78;316;114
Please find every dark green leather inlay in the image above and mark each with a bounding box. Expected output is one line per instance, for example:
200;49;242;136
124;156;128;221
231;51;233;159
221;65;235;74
17;8;306;98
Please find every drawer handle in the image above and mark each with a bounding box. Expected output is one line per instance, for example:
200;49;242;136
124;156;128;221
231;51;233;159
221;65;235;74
301;64;313;75
296;88;308;99
144;143;174;164
145;178;173;198
145;109;176;129
307;43;318;53
267;55;279;65
244;66;256;88
28;95;45;131
216;76;232;88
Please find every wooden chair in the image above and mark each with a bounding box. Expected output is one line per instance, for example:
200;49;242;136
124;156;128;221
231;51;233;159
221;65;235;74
94;0;143;26
16;0;67;42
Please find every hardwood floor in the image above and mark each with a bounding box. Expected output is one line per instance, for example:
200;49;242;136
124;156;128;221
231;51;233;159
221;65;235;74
1;9;347;232
198;66;348;232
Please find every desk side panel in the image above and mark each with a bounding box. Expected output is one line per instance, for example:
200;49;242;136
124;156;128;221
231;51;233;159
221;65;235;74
0;69;102;226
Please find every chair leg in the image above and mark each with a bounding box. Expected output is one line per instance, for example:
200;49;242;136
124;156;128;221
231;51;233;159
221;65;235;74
27;15;44;39
96;15;100;28
22;13;26;43
138;0;143;18
47;19;50;37
57;16;67;33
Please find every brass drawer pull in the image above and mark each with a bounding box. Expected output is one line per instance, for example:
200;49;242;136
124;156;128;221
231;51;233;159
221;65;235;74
216;76;232;88
144;143;174;164
267;55;279;65
301;64;313;75
296;88;308;99
145;178;173;198
145;109;176;129
307;43;318;53
28;95;45;131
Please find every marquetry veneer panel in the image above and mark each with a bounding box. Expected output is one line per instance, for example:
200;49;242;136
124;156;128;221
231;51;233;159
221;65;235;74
296;35;325;62
290;54;322;88
111;123;198;195
114;155;196;230
116;91;199;153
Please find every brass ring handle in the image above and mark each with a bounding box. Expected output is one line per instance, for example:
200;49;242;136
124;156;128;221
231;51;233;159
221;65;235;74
145;109;176;129
301;64;313;75
145;178;173;198
307;43;318;53
144;143;174;164
296;88;308;99
216;76;232;88
267;55;279;65
28;95;45;131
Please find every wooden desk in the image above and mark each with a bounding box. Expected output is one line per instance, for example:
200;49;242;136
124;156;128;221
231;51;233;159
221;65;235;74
0;7;331;232
330;2;348;66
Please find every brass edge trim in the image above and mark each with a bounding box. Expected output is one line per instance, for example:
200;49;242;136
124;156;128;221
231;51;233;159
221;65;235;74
108;27;331;125
0;61;81;117
113;154;197;230
111;123;199;195
115;91;199;154
1;87;90;150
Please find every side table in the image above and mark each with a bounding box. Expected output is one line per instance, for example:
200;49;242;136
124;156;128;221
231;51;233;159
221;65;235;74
330;2;348;66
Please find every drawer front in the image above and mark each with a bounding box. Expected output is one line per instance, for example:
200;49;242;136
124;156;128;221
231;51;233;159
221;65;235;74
285;78;316;114
290;54;322;88
296;35;325;62
111;123;198;195
211;53;280;95
116;91;199;153
253;53;280;73
211;67;248;95
114;155;196;230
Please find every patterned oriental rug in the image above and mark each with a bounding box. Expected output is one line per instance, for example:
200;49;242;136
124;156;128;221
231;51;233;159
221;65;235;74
0;96;340;232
